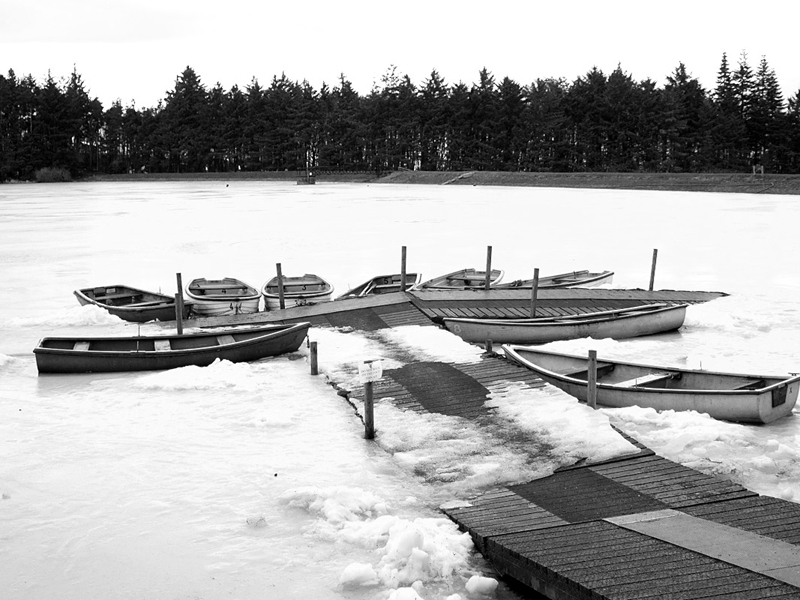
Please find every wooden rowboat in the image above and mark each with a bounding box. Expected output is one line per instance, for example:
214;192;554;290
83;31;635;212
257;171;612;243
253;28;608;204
443;303;686;345
74;284;192;323
412;268;504;290
502;345;800;424
34;322;311;374
185;277;261;317
496;269;614;289
335;272;422;300
262;273;333;310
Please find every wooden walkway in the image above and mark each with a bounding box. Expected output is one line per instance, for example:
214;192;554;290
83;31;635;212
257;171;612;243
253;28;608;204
177;287;728;330
339;353;800;600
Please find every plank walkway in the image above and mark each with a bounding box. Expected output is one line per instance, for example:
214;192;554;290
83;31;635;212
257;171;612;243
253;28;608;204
340;353;800;600
177;287;728;330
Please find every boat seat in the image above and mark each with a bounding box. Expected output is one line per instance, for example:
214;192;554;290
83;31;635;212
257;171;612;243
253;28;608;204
94;293;134;300
154;340;171;351
616;372;675;388
733;379;766;390
565;362;615;379
73;341;91;351
217;334;236;346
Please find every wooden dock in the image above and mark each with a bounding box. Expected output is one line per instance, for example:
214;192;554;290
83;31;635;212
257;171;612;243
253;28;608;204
163;285;800;599
175;287;728;330
341;353;800;599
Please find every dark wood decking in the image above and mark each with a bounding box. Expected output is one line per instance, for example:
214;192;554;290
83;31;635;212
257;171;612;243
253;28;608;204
340;354;800;600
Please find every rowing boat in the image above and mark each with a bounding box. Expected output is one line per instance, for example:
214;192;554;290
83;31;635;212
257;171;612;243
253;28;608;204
496;270;614;289
74;284;192;323
443;303;686;345
34;322;311;374
335;272;422;299
412;268;504;290
185;277;261;316
262;273;333;309
502;345;800;424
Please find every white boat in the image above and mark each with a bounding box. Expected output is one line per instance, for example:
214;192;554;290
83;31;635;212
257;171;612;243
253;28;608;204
443;303;686;345
262;273;333;309
335;272;421;300
501;345;800;424
412;268;504;290
496;269;614;289
185;277;261;317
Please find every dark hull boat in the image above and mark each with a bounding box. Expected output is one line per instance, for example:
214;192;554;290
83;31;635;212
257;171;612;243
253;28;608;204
34;322;311;374
74;284;192;323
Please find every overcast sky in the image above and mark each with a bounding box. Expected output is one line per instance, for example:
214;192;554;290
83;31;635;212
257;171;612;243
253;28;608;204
2;0;798;109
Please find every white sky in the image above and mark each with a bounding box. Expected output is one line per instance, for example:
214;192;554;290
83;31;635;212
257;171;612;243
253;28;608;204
2;0;798;109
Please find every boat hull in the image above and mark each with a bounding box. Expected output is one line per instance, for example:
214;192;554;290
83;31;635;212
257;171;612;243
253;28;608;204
185;278;261;316
444;304;686;344
413;268;504;290
34;323;311;374
262;274;333;310
502;345;800;424
335;273;422;299
496;270;614;289
74;285;192;323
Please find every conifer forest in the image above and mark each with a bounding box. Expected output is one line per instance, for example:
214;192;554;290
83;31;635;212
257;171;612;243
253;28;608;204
2;52;800;181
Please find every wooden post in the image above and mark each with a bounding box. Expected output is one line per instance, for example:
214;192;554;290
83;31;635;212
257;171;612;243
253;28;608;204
175;272;184;335
530;268;540;318
587;350;598;409
485;339;493;354
276;262;285;309
400;246;407;292
309;341;318;375
364;381;375;440
485;245;493;289
649;249;658;291
359;359;382;440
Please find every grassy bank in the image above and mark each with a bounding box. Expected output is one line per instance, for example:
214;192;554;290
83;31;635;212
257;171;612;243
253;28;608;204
85;170;800;195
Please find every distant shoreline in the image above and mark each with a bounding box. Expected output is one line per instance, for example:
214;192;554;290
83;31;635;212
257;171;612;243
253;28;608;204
84;170;800;195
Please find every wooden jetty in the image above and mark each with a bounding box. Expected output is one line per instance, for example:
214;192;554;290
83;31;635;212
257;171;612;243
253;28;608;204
158;284;800;598
174;287;727;330
340;353;800;600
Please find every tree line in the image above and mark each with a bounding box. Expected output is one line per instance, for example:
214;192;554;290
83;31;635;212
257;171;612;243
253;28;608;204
2;51;800;181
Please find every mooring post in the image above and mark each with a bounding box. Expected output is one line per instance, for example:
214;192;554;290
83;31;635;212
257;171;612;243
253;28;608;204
175;272;184;335
358;359;382;440
485;245;493;289
485;339;493;354
587;350;598;409
276;262;285;309
400;246;407;292
309;341;318;375
649;249;658;291
364;381;375;440
530;268;540;318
